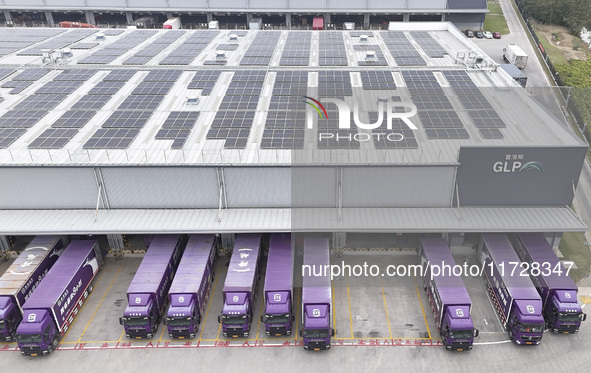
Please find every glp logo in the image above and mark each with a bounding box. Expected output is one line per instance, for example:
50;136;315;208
492;160;544;173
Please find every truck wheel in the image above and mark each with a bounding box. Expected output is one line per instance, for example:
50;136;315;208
508;329;513;341
88;284;94;293
51;337;59;351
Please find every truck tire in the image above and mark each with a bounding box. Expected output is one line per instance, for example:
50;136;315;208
50;337;59;351
88;284;94;293
508;329;513;341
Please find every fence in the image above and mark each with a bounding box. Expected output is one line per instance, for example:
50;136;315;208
515;0;590;143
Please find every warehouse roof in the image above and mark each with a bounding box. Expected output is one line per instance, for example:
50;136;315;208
0;23;583;167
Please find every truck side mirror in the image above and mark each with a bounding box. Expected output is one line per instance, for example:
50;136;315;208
299;329;303;336
260;316;265;323
581;313;587;321
217;316;222;323
119;317;124;325
292;315;295;322
163;318;167;325
331;329;335;337
473;329;479;338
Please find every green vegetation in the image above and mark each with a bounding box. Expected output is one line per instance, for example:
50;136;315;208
518;0;591;35
483;1;509;34
537;31;567;64
558;232;591;283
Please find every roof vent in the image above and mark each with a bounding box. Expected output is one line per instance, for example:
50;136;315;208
186;94;199;105
365;51;376;60
95;33;106;41
215;50;226;59
61;48;73;58
360;34;369;42
229;33;238;41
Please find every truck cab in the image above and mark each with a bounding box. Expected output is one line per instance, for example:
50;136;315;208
16;310;58;356
120;294;158;339
0;297;21;341
166;294;197;339
441;305;478;351
546;290;586;333
219;293;251;338
261;291;294;336
507;300;544;345
302;305;334;350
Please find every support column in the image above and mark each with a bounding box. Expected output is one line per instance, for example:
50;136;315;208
286;13;292;28
441;13;446;22
85;10;96;25
323;13;331;26
246;13;252;24
45;11;55;26
403;13;410;22
107;234;126;260
3;11;12;22
0;236;11;261
220;234;236;255
166;12;173;19
126;11;133;24
363;13;370;29
207;12;213;22
332;232;346;250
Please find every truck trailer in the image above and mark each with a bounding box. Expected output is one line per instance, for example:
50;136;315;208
16;240;103;356
503;44;528;69
0;236;67;342
163;17;181;29
120;235;187;339
312;16;324;30
218;234;262;338
480;234;545;345
419;238;478;351
301;237;334;351
165;234;217;339
510;233;586;333
261;233;294;336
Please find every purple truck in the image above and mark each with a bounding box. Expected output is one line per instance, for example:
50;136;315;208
120;234;187;339
0;236;67;342
261;233;294;336
218;234;262;338
301;237;334;351
480;234;545;345
16;240;103;356
510;233;586;333
419;238;479;351
165;234;217;339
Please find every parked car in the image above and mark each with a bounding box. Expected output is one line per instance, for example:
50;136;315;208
483;31;493;39
475;31;484;38
466;30;474;38
493;32;502;39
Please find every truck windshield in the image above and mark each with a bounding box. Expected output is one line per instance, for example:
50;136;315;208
124;317;148;326
559;313;581;322
266;315;290;324
222;315;247;325
17;334;42;343
167;317;191;327
304;329;329;338
450;330;473;339
519;324;544;333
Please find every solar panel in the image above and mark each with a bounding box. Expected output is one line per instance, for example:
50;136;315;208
155;128;192;148
479;128;504;139
239;31;280;66
103;69;138;81
143;70;182;82
0;110;48;128
132;81;174;95
88;81;126;95
372;129;418;149
360;71;396;90
260;128;305;149
457;95;494;110
102;111;152;128
1;81;33;94
0;128;28;148
70;43;99;49
211;111;255;128
78;55;119;64
83;128;140;149
425;128;470;139
28;128;79;149
0;69;16;81
12;69;50;81
14;94;68;110
412;95;453;110
123;56;153;65
71;95;112;110
159;56;195;65
51;110;97;128
219;96;260;110
53;69;98;81
118;95;164;110
468;110;507;128
161;112;200;128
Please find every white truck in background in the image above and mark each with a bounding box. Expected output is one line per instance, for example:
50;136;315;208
503;44;528;69
164;17;182;29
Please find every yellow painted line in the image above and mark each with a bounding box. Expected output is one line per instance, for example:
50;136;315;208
581;296;591;304
216;321;222;341
61;269;108;342
116;330;125;344
346;276;354;339
294;287;301;340
77;262;124;343
380;277;393;339
198;271;220;341
255;288;265;340
331;279;336;336
415;279;432;339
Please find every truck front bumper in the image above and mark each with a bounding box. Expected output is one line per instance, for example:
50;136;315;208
169;329;196;339
265;326;290;336
223;328;248;338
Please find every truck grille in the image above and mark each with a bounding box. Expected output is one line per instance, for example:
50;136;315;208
522;335;541;341
170;329;191;338
269;326;287;335
307;341;327;350
556;324;577;333
226;327;244;337
450;341;471;351
20;346;43;356
127;329;148;338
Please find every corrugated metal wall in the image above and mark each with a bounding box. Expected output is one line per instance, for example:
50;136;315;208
224;167;291;208
341;166;455;207
412;0;447;10
445;13;485;30
44;0;87;7
292;167;337;208
448;0;487;9
126;0;167;8
367;0;407;9
249;0;289;9
0;168;98;209
168;0;209;8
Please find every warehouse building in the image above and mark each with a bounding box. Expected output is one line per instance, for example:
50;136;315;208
0;0;487;30
0;22;585;255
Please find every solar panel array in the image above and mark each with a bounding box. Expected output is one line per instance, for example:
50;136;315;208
159;30;218;65
360;71;396;90
280;32;311;66
17;29;97;56
262;71;307;149
382;32;426;66
240;31;280;66
188;70;221;95
79;31;158;65
443;70;506;139
207;70;266;148
403;70;468;140
319;32;348;66
155;111;200;148
368;108;419;149
0;28;65;57
318;71;352;97
0;68;48;94
316;72;356;149
409;31;448;58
